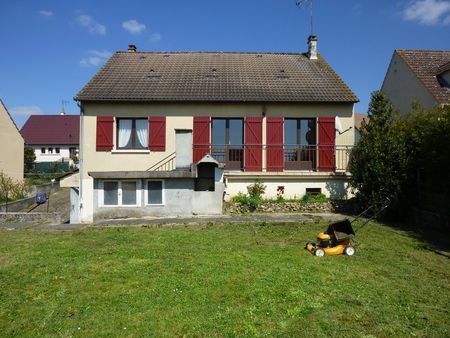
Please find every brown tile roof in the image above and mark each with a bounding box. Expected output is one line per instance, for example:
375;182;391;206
75;51;358;103
397;49;450;105
354;113;369;130
20;115;79;145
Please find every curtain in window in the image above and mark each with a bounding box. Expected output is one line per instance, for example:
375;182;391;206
118;120;132;148
136;120;148;148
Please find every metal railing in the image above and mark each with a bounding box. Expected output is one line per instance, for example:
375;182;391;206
193;144;353;172
147;152;176;171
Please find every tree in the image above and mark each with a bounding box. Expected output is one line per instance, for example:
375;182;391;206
349;91;450;218
24;147;36;173
348;91;409;214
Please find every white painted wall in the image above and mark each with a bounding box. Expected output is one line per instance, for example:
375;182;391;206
381;52;438;115
34;145;78;162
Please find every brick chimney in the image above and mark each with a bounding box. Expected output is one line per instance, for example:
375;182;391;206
128;44;137;52
307;35;317;60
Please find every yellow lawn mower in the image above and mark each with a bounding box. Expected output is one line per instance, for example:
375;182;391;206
305;198;391;257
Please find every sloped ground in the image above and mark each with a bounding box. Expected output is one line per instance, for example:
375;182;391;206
22;188;70;223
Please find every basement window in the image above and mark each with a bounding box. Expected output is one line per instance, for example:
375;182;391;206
101;180;140;207
306;188;322;195
146;180;164;205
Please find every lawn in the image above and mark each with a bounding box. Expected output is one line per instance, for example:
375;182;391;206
0;222;449;337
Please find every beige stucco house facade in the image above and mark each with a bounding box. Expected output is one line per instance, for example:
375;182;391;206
75;38;358;223
381;50;450;114
0;99;24;181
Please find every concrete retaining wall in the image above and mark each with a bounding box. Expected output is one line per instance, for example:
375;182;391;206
0;212;61;225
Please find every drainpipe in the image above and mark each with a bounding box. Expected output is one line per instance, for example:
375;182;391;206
75;100;84;221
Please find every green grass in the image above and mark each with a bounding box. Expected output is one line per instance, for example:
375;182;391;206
0;222;449;337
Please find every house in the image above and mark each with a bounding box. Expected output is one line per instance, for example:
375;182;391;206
381;49;450;114
0;99;24;181
20;114;80;170
74;37;358;223
354;113;369;142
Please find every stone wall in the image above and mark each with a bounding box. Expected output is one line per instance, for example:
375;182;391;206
0;212;61;225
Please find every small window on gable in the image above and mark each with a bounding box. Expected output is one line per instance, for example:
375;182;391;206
147;180;164;205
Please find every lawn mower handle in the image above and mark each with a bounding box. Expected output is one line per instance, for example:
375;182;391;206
352;197;391;233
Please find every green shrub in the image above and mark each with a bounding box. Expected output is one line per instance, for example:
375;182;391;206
232;193;260;211
0;171;28;203
300;193;328;204
247;180;266;199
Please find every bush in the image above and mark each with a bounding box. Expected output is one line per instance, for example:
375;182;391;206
349;92;450;217
247;181;266;199
232;181;267;211
0;171;28;203
300;193;328;204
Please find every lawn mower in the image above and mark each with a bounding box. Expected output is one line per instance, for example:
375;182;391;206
305;198;390;257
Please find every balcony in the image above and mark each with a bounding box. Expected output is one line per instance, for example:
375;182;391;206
194;144;353;173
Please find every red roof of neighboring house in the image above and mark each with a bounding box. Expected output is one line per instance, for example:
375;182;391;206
20;115;79;145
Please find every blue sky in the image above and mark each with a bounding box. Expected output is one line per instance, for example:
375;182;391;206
1;0;449;128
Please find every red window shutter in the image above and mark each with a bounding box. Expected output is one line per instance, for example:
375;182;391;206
96;116;114;151
193;116;210;162
244;117;263;171
318;117;335;172
266;117;284;172
148;116;166;151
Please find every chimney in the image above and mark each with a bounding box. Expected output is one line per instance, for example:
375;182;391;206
59;103;65;115
128;44;137;52
307;35;318;60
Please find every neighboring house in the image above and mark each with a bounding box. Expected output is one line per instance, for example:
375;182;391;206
381;49;450;114
20;115;80;169
0;99;24;181
354;113;369;143
74;37;358;223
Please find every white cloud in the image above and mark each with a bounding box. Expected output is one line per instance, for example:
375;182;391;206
76;14;106;35
122;19;146;34
150;33;162;42
403;0;450;25
80;50;112;67
10;106;43;116
39;10;53;17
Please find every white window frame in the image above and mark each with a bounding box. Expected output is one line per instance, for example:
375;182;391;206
145;179;165;206
99;180;141;207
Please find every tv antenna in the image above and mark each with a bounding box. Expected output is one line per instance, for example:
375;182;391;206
296;0;315;35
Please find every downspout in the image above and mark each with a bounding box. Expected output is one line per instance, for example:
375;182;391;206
75;100;84;220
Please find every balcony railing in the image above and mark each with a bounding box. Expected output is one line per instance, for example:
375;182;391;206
194;144;353;172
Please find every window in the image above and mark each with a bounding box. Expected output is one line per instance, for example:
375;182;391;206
101;181;140;207
306;188;322;195
146;180;164;205
117;118;148;149
284;118;316;170
104;181;119;205
69;147;77;155
41;148;45;154
55;148;60;154
211;118;244;170
48;147;53;154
